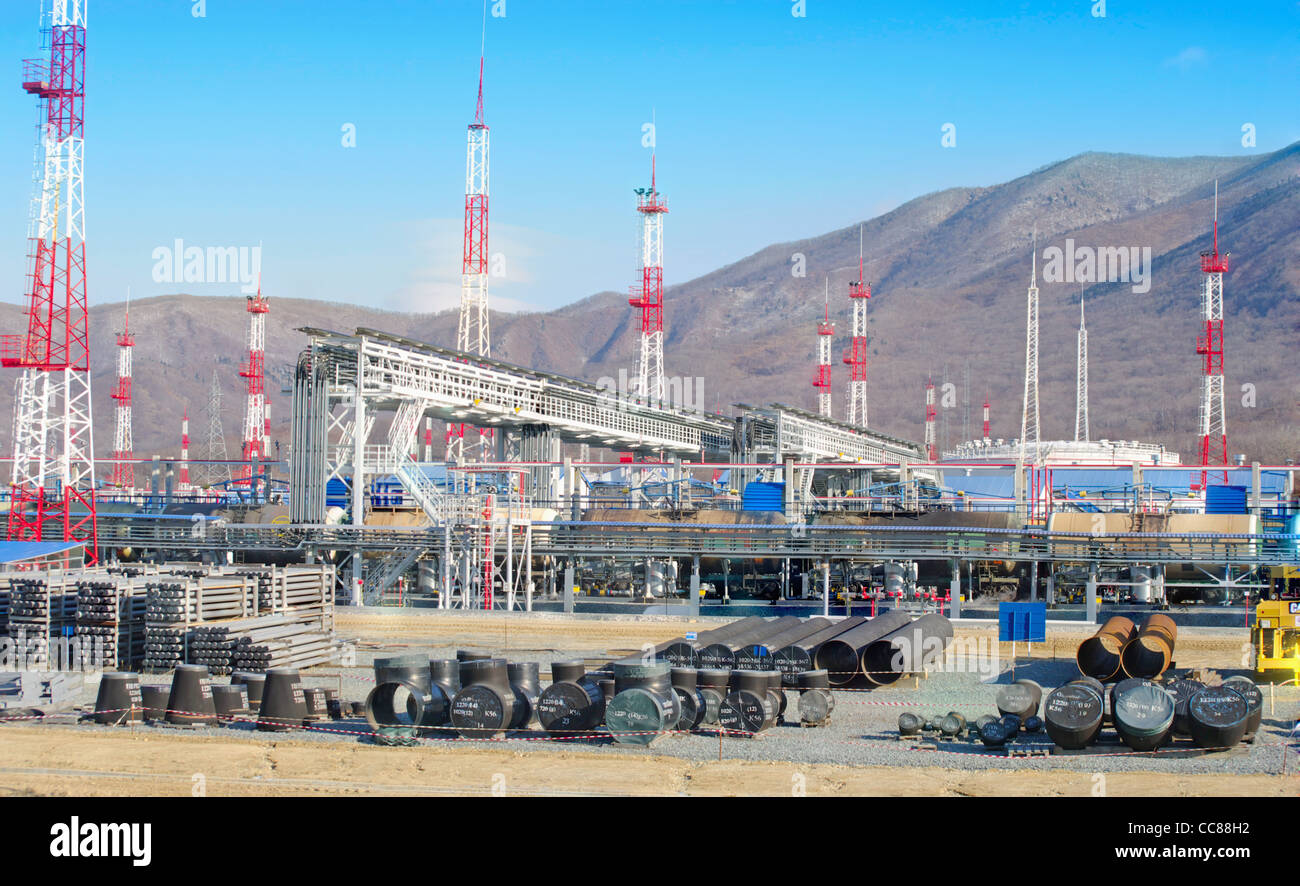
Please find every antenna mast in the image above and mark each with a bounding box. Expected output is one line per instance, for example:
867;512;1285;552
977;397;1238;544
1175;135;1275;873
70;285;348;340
1019;234;1041;465
4;0;97;561
109;293;134;488
237;285;269;484
843;224;871;426
1196;180;1229;488
630;123;668;404
814;278;834;418
180;406;190;488
206;369;232;486
449;3;493;459
924;377;937;462
1075;284;1090;442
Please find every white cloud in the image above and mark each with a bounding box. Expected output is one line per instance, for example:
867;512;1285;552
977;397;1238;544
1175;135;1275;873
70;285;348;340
1163;47;1208;71
387;218;625;315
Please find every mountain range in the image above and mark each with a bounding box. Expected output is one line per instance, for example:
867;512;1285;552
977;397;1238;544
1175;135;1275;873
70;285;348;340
1;140;1296;470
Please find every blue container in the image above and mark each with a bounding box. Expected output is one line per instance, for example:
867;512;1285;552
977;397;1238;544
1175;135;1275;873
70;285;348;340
1205;484;1247;514
325;478;350;508
998;602;1046;642
742;481;785;513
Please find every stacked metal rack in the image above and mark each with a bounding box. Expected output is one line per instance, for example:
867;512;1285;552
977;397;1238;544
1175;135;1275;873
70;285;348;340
193;614;337;673
6;573;79;670
145;565;336;674
0;574;10;637
75;579;147;671
145;572;258;671
0;563;338;674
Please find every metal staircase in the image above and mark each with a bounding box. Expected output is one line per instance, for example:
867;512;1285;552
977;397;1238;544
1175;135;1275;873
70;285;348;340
394;453;446;524
362;548;424;604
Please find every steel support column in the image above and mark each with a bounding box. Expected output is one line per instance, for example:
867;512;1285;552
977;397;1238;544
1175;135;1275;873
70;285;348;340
690;555;700;618
950;559;961;620
1086;563;1098;624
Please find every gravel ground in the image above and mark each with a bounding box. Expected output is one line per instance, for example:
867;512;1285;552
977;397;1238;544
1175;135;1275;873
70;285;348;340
27;641;1299;778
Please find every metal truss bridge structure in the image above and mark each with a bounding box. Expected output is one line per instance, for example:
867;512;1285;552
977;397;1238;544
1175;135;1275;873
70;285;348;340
286;327;926;529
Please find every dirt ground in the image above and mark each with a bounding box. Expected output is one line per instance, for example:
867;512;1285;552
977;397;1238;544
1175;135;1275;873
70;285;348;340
1;727;1294;797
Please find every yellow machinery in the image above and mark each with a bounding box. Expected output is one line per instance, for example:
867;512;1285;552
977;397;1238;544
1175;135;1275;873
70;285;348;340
1255;566;1300;680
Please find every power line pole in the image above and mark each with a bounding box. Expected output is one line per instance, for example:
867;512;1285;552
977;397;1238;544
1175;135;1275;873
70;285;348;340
206;368;231;486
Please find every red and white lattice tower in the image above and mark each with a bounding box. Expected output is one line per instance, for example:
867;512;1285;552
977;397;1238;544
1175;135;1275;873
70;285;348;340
447;34;493;462
842;225;870;426
813;279;834;418
1195;181;1229;489
924;378;937;462
3;1;97;559
629;154;668;403
108;305;134;488
982;392;991;441
237;288;269;483
179;407;191;488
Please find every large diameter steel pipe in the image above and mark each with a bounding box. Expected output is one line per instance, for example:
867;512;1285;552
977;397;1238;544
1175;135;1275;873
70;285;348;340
537;663;606;736
670;667;706;731
696;617;802;670
1044;684;1104;749
773;616;867;686
813;611;913;687
605;662;681;746
659;616;767;666
1223;676;1263;736
860;614;954;686
507;662;541;729
1076;616;1137;682
735;618;833;671
996;679;1043;720
1187;685;1249;749
696;668;730;725
1112;679;1175;751
718;670;779;736
450;659;516;737
795;669;834;726
1120;613;1178;679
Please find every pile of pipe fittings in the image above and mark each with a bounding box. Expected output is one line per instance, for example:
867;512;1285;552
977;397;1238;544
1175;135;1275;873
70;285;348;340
653;612;952;729
363;651;542;738
360;654;794;746
599;662;789;743
897;684;1041;745
897;680;1044;744
1054;613;1261;750
905;670;1267;753
1077;615;1178;683
91;665;351;729
1040;672;1264;752
356;617;864;746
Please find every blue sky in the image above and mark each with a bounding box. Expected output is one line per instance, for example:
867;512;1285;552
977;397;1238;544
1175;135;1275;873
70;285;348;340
0;0;1295;316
